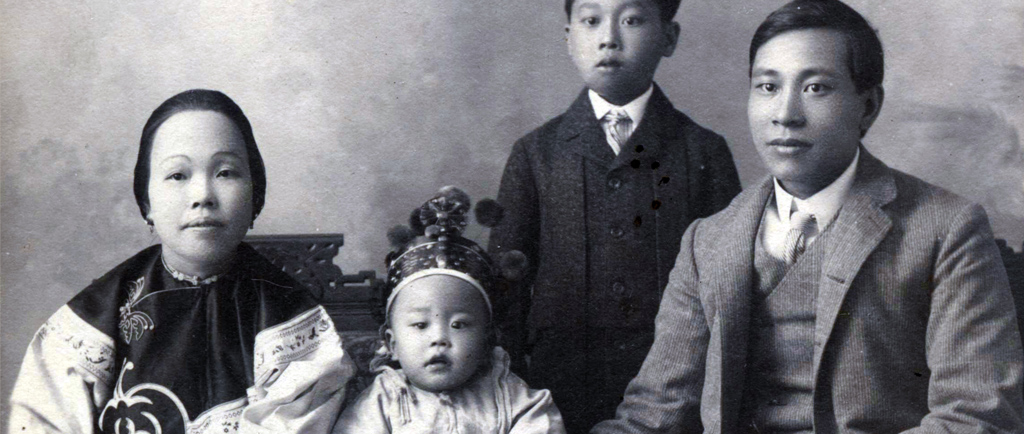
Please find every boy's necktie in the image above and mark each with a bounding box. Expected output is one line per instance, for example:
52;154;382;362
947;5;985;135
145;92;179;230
601;109;632;155
783;209;817;265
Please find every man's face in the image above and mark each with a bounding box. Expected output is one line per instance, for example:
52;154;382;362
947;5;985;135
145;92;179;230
748;28;881;198
566;0;679;105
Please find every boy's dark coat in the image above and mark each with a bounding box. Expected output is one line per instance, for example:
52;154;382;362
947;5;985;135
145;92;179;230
489;85;741;431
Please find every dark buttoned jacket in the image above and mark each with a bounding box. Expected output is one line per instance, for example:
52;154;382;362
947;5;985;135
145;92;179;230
489;86;741;370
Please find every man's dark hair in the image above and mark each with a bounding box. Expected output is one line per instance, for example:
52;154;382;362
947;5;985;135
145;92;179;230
749;0;883;93
565;0;681;23
133;89;267;224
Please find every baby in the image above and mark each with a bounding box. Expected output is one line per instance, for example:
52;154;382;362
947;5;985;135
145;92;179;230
333;187;566;434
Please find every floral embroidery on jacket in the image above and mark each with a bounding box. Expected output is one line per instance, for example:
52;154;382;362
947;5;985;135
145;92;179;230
118;276;154;344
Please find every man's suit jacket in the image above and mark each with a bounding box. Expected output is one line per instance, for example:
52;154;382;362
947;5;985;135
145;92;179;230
490;86;740;365
593;150;1024;434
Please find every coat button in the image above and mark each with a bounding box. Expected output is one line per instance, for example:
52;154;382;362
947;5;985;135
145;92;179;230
607;178;622;189
609;226;624;238
612;282;626;295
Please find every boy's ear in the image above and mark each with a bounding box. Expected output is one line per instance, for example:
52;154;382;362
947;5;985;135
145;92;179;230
662;21;681;58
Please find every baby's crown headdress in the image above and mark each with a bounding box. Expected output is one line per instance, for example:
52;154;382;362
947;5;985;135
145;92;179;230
383;186;527;319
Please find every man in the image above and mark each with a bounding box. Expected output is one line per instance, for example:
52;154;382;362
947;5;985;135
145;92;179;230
592;1;1024;433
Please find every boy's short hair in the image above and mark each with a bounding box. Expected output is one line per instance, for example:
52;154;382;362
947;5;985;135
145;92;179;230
564;0;682;23
749;0;883;94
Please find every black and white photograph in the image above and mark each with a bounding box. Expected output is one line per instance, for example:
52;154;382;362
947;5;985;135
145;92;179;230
2;0;1023;433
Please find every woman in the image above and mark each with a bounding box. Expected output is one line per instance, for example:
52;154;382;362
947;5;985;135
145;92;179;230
8;89;354;434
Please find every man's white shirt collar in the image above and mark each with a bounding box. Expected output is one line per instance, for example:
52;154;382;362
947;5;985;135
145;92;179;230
589;85;654;127
774;147;861;232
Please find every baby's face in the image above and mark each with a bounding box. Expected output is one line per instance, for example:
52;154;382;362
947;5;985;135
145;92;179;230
386;274;490;392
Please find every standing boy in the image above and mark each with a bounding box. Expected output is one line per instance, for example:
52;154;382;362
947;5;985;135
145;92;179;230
489;0;741;432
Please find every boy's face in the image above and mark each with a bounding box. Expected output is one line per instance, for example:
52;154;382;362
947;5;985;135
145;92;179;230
748;28;882;198
566;0;679;105
386;274;490;393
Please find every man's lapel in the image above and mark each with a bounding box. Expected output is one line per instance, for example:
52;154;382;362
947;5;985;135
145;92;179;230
708;177;775;420
703;149;896;423
812;149;896;375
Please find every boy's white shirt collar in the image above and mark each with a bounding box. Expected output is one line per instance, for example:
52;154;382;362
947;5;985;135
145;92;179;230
588;84;654;127
774;147;860;232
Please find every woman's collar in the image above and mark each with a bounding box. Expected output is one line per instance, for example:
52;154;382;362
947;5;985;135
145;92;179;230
160;253;223;285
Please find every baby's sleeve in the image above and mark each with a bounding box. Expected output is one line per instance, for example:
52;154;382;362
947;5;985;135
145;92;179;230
331;376;393;434
505;372;566;434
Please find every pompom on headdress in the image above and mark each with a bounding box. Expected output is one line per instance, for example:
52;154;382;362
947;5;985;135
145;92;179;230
383;186;527;320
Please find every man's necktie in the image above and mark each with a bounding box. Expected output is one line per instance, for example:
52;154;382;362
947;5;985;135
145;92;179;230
783;209;818;265
601;109;632;155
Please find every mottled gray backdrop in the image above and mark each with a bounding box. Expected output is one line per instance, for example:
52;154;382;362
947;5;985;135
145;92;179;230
2;0;1022;428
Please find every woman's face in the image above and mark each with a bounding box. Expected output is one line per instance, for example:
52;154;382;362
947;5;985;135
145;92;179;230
147;110;253;275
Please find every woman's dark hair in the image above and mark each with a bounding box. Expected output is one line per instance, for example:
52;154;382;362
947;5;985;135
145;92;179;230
133;89;266;223
749;0;884;94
